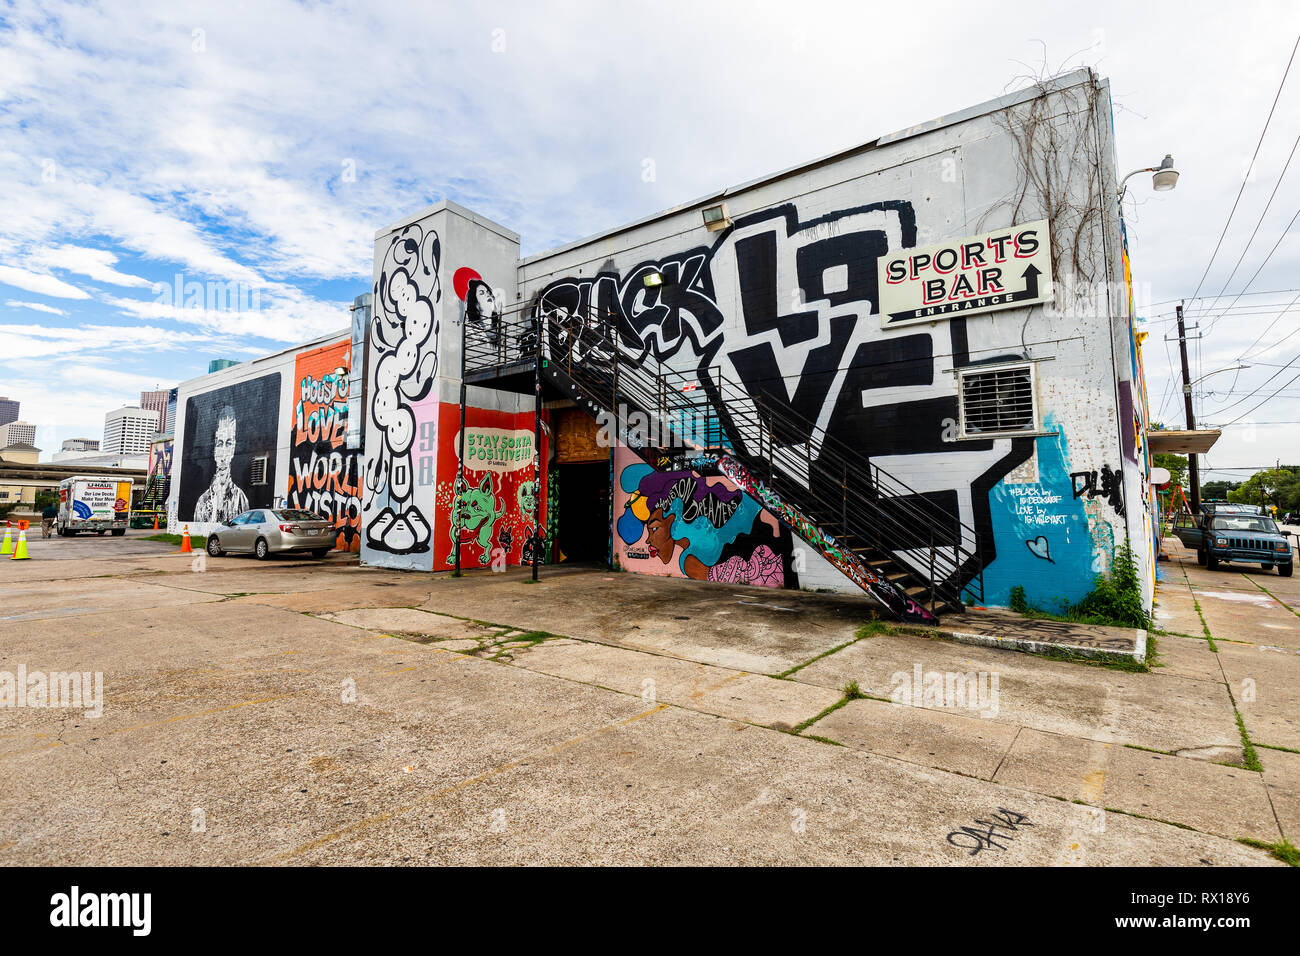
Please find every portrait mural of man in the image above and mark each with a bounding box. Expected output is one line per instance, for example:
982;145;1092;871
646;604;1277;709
178;373;281;525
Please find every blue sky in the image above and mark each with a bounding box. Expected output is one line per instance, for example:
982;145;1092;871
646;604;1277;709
1;0;1298;474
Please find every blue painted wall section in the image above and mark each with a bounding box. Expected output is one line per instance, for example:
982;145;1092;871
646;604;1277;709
979;415;1101;610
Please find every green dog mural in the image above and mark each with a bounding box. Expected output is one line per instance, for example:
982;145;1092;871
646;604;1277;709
448;472;505;565
517;479;538;516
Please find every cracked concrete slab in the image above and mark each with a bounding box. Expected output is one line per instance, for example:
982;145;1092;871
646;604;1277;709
811;698;1021;779
992;728;1278;842
316;606;496;641
1216;640;1300;751
274;705;1276;866
508;640;842;729
1260;746;1300;843
1155;634;1223;682
791;632;1240;756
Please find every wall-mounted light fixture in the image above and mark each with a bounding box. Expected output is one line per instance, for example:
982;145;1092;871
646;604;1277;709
1119;154;1179;201
643;272;664;288
701;202;732;232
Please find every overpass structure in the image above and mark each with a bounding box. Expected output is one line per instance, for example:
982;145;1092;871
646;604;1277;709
0;458;148;490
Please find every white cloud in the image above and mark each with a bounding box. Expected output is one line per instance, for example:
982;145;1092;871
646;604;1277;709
0;264;89;299
0;322;235;360
0;0;1297;468
27;244;152;288
5;299;67;315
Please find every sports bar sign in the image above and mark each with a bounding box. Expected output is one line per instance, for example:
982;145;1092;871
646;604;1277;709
878;219;1052;328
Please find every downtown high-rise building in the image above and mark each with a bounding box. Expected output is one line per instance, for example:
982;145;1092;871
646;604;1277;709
102;406;157;455
0;420;36;447
0;396;18;427
140;389;169;433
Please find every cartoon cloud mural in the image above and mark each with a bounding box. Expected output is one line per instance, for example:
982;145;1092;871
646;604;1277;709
363;224;440;556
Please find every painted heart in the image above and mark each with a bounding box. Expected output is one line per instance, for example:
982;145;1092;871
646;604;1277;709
1026;535;1053;563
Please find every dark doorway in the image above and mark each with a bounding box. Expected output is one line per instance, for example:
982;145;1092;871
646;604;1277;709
556;461;610;563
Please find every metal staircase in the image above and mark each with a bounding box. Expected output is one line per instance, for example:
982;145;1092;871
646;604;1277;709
464;304;984;623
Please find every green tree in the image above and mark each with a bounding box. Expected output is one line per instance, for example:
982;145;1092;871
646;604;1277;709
1228;467;1300;511
1201;479;1240;501
1151;453;1187;489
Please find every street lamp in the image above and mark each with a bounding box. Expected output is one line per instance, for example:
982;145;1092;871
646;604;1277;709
1119;154;1179;201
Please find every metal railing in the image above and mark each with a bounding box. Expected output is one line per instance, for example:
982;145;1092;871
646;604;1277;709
464;301;985;611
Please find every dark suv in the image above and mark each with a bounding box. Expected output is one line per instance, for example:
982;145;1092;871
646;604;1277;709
1172;510;1293;575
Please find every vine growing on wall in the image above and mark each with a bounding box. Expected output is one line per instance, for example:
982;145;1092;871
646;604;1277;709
981;66;1109;313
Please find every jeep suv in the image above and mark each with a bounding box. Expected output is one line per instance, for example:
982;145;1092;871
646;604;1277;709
1173;511;1293;575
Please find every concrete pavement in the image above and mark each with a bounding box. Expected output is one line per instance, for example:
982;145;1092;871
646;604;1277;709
0;533;1290;865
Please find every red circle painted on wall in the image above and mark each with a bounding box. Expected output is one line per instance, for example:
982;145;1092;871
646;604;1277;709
453;267;481;302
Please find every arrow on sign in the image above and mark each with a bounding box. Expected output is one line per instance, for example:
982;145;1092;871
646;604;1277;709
886;262;1047;323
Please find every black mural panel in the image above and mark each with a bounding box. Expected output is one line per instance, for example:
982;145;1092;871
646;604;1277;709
526;196;1037;594
179;373;281;523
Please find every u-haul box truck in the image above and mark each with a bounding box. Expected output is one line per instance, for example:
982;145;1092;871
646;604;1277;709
57;476;133;537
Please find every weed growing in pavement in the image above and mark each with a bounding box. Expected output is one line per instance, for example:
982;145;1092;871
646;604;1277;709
1007;540;1151;629
1237;837;1299;867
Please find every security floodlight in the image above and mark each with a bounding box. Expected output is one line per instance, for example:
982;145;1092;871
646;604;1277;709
643;272;664;288
701;202;732;232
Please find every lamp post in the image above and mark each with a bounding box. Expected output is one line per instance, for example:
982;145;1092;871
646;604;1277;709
1119;154;1179;202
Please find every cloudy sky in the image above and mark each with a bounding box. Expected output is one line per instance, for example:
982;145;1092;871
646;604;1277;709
0;0;1297;479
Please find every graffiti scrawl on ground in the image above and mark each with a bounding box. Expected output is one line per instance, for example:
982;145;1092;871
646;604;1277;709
178;373;280;529
434;402;546;568
289;340;363;551
363;225;440;556
614;447;796;588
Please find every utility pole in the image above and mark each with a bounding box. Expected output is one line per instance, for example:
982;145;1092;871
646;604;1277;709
1176;302;1201;511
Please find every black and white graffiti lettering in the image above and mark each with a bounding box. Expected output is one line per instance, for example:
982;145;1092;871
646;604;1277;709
1070;464;1125;518
523;195;1035;591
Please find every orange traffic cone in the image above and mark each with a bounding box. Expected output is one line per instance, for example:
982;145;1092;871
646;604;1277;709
10;526;29;560
0;522;11;556
180;525;192;553
153;514;159;531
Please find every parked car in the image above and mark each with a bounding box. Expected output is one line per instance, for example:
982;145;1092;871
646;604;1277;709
205;508;335;560
1282;511;1300;526
1172;511;1292;575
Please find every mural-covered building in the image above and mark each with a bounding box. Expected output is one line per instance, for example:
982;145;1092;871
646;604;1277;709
167;329;364;552
357;68;1158;623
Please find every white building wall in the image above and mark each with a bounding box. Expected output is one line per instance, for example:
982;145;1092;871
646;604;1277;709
509;69;1143;611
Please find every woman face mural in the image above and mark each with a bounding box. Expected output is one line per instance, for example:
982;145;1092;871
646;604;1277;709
618;463;765;581
642;504;681;564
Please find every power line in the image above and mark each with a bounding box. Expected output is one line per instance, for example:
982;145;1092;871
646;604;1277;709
1204;202;1300;334
1186;34;1300;305
1200;127;1300;324
1213;363;1300;426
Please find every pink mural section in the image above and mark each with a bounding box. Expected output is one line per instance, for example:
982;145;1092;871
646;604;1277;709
612;445;798;589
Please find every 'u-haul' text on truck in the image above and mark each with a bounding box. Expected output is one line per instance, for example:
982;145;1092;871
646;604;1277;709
57;476;133;537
